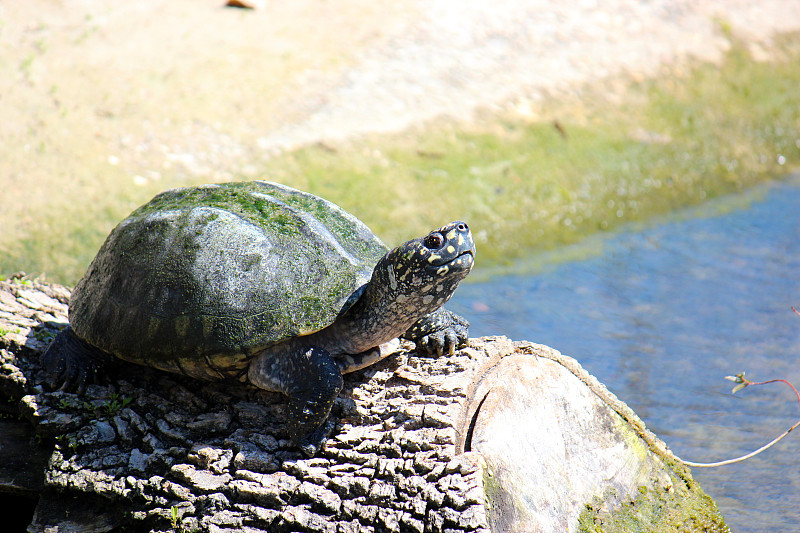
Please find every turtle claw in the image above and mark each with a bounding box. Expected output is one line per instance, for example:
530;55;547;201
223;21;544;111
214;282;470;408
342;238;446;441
58;357;94;395
41;326;108;394
416;330;461;357
298;417;337;458
403;308;469;357
443;331;461;355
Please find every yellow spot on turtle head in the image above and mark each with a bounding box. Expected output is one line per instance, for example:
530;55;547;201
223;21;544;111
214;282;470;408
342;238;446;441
436;265;450;276
446;229;456;239
458;235;464;245
428;254;441;263
447;245;455;253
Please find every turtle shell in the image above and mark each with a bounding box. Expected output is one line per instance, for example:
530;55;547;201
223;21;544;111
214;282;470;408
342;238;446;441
68;181;388;379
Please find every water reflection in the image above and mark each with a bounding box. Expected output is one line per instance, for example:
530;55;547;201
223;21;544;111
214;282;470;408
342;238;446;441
449;175;800;532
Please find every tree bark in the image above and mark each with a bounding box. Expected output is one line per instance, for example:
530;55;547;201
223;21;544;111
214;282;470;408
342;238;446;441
0;278;728;533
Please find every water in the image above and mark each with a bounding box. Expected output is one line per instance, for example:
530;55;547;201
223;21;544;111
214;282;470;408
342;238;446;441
448;176;800;532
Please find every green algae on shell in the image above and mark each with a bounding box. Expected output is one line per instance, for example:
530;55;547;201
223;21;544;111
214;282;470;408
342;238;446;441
68;181;389;376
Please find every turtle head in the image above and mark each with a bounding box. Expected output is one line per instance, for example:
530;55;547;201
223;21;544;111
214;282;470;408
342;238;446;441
330;221;474;353
376;221;475;316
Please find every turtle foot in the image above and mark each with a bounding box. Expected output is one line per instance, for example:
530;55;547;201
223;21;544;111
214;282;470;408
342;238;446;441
297;417;337;458
403;308;469;357
41;327;111;394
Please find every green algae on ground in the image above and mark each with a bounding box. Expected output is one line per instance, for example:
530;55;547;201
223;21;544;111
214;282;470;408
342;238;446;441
263;32;800;269
3;32;800;284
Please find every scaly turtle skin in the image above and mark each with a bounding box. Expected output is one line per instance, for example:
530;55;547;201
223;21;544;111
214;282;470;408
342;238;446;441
42;181;475;456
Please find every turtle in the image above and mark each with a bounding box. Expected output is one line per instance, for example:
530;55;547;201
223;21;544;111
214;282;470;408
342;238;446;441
42;180;475;456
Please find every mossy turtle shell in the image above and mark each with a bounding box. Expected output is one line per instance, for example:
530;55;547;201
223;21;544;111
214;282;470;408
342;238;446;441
68;181;388;372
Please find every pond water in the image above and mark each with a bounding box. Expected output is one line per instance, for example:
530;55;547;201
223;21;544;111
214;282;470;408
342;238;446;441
448;175;800;532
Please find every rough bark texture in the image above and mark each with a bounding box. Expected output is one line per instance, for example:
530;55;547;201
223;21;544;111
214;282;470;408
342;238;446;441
0;278;728;533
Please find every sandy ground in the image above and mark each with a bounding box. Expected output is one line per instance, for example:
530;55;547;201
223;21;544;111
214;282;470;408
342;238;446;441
259;0;800;149
1;0;799;260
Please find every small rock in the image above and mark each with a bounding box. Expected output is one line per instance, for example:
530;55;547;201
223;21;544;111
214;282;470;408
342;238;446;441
233;444;280;473
205;509;243;527
368;480;396;502
234;402;268;428
156;418;188;443
326;475;371;498
187;411;232;433
197;491;230;512
285;459;331;485
296;481;342;514
170;463;232;492
400;512;425;533
377;507;402;532
188;444;233;473
249;433;279;452
94;420;117;443
128;448;148;472
279;505;335;533
231;478;286;508
112;415;134;442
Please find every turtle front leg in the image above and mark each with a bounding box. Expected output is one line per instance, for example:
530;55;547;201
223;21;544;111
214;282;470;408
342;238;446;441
402;308;470;356
249;346;343;457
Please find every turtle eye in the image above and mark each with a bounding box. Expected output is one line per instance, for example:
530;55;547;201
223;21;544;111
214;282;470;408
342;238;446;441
424;233;444;249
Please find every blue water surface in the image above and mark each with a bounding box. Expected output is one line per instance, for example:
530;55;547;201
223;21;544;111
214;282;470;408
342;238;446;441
448;176;800;532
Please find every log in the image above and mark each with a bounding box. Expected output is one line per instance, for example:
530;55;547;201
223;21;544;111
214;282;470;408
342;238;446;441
0;278;728;532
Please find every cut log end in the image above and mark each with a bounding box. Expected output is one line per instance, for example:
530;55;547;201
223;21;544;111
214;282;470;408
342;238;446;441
456;342;729;532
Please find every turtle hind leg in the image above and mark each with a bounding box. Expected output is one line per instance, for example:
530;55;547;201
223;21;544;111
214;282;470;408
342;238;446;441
41;326;112;394
250;346;344;457
287;347;343;457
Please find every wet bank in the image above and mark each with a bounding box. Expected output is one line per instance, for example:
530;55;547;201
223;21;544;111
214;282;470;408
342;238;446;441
2;7;800;284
